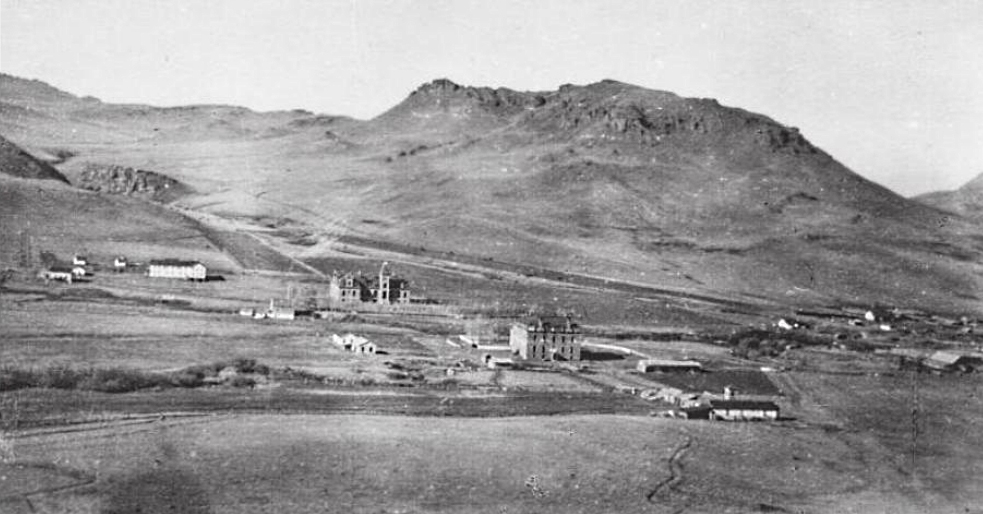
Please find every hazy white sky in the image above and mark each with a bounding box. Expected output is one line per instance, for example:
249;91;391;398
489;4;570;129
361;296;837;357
2;0;981;195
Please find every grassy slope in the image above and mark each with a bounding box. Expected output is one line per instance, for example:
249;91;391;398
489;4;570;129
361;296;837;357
0;174;237;270
2;412;963;514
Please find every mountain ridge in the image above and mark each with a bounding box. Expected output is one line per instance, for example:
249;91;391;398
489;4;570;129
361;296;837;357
2;72;980;311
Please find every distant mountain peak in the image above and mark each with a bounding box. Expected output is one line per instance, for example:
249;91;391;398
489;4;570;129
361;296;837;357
412;78;466;95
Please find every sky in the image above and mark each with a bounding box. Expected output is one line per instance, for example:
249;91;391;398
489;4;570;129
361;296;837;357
1;0;981;196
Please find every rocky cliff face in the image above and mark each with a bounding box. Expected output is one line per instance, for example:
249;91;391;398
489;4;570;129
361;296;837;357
76;163;189;202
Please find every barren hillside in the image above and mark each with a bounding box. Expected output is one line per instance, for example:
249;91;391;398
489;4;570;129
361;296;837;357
915;172;983;220
3;74;980;312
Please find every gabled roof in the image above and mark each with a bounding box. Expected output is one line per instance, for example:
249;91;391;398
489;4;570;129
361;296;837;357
710;400;779;411
149;259;204;267
927;351;964;365
522;316;579;332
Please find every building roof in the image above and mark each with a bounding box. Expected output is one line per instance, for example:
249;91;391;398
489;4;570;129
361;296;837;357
927;351;964;365
335;271;408;288
639;359;703;368
149;259;204;267
521;316;579;333
710;400;779;411
48;266;74;273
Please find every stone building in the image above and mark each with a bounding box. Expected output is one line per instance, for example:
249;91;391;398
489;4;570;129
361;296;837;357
509;316;581;362
328;267;410;305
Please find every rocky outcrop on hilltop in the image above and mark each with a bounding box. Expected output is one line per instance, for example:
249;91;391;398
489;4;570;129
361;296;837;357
0;134;70;183
409;78;548;112
77;163;189;202
380;79;821;157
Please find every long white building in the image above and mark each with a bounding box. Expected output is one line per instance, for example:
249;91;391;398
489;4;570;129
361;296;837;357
148;259;207;281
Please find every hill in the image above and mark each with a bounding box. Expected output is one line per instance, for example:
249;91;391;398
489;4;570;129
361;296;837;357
0;133;234;272
0;134;69;183
2;74;981;312
914;172;983;220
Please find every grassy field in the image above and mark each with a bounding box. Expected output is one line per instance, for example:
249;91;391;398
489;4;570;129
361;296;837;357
782;371;983;510
0;288;426;371
639;369;782;396
1;413;957;514
198;226;309;274
305;255;733;329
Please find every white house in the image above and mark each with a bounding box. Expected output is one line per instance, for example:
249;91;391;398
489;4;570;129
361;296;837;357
71;266;87;277
353;340;376;355
72;255;88;266
331;333;376;354
113;257;127;272
148;259;207;281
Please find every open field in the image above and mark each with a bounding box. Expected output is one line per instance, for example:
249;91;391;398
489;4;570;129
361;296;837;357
198;226;310;274
1;412;965;514
782;371;983;509
306;254;735;329
639;369;782;396
0;289;427;370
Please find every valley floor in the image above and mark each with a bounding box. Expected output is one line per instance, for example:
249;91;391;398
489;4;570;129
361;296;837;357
2;411;969;514
3;189;983;513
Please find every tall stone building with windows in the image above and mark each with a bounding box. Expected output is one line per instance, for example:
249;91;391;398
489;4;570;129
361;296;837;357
509;316;582;362
327;266;410;305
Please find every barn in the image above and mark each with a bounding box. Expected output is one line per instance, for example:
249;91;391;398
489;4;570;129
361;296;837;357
148;259;207;281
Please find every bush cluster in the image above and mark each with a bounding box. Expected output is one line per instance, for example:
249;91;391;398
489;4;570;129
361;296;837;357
0;357;272;393
0;365;170;393
727;328;826;359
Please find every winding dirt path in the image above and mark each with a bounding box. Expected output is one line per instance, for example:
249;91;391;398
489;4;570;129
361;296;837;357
647;434;694;505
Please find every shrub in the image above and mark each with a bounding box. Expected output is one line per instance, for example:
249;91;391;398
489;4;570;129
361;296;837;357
170;369;206;388
79;368;169;393
37;366;82;389
229;376;256;388
231;358;270;375
0;367;37;391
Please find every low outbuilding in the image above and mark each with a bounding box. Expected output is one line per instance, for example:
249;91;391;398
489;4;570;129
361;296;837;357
148;259;207;281
332;333;377;355
637;359;703;373
39;267;73;284
924;351;980;372
709;400;779;421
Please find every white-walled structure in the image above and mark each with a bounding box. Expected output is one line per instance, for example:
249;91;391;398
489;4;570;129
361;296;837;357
148;259;207;280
